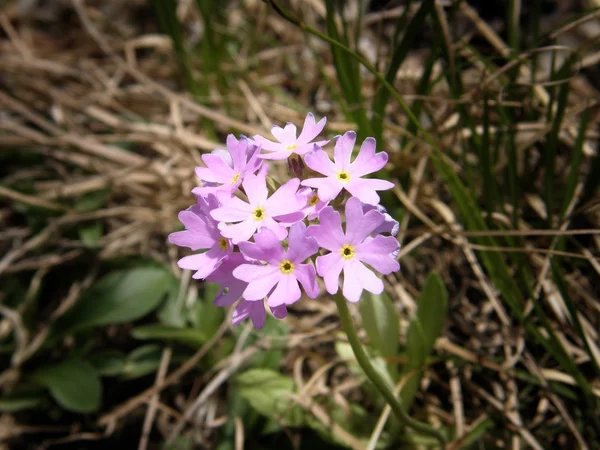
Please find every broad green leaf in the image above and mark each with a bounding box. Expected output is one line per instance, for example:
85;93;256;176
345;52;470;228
359;292;399;361
89;350;126;376
132;325;206;348
54;266;174;334
235;368;302;426
122;344;165;379
402;271;448;409
30;359;101;413
0;388;47;412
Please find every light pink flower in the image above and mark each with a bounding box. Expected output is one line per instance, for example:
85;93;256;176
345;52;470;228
254;113;328;160
307;197;400;302
210;172;306;244
193;134;262;197
298;187;329;220
168;195;232;279
302;131;394;205
208;253;287;329
233;222;319;307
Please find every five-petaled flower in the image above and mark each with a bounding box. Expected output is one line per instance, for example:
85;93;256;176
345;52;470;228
254;113;328;160
168;194;232;280
234;222;319;307
210;172;306;244
194;134;262;197
307;197;400;302
302;131;394;205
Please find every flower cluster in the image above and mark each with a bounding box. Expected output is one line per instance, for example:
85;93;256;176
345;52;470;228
169;114;400;329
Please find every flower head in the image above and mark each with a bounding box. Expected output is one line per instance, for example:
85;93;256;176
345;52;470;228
193;134;262;197
168;195;232;279
302;131;394;205
210;172;306;244
307;197;400;302
298;187;329;220
233;222;319;307
254;113;328;160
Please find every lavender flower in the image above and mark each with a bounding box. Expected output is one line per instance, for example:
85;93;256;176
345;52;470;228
234;222;319;307
307;197;400;302
194;134;262;197
210;172;306;244
254;113;328;160
302;131;394;205
168;195;231;279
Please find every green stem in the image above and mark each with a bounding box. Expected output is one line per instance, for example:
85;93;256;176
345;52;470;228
334;293;446;447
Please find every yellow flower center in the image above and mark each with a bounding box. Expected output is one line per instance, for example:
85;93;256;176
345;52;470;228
231;173;240;184
308;194;319;207
253;207;266;221
279;260;294;274
218;237;228;251
285;144;298;151
340;244;354;260
336;170;351;183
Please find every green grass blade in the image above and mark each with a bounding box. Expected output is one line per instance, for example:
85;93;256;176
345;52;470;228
561;108;590;218
371;0;434;140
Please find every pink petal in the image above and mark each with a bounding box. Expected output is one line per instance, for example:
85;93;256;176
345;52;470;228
210;196;253;222
265;178;305;216
286;222;318;263
232;299;266;329
306;206;345;251
345;178;394;205
315;252;344;295
304;148;337;176
301;177;343;203
252;135;282;152
240;270;281;301
178;246;228;280
227;134;247;171
334;131;356;170
342;260;383;302
295;264;319;298
198;154;235;182
272;123;297;143
297;113;327;144
242;173;269;205
220;219;258;244
261;217;288;241
349;138;388;177
267;274;301;307
344;197;385;244
355;235;400;274
270;304;288;320
239;228;284;263
233;263;278;282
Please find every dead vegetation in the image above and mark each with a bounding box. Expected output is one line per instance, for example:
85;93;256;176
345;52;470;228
1;0;600;448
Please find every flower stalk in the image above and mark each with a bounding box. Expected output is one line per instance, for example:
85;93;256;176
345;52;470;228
333;292;446;447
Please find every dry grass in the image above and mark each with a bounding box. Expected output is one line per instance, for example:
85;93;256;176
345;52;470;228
1;0;600;448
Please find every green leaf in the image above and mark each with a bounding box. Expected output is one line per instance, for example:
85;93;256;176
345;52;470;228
54;266;174;335
74;188;110;213
132;325;206;348
89;350;126;376
235;368;302;426
77;221;103;246
122;344;165;379
412;271;448;359
359;292;399;360
0;388;47;413
30;359;101;413
401;271;448;409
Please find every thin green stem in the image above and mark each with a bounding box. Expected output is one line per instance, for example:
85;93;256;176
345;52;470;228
333;293;446;446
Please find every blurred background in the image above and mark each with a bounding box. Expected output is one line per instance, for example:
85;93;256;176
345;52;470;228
1;0;599;448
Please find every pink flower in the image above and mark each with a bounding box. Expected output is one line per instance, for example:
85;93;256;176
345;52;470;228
254;113;328;160
233;222;319;307
298;187;329;220
193;134;262;197
302;131;394;205
210;172;306;244
307;197;400;302
208;254;287;329
168;195;232;279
